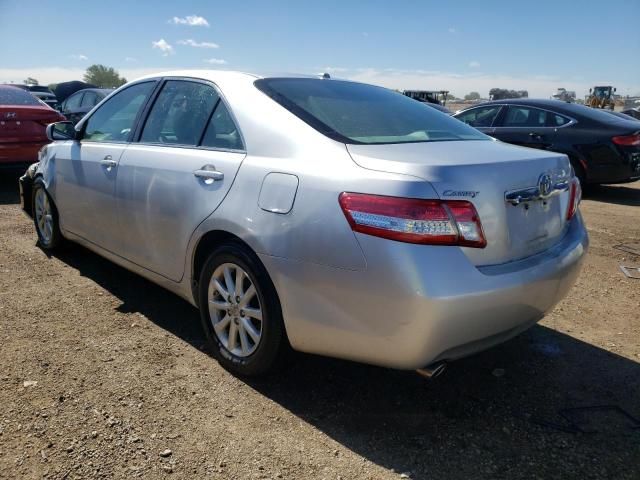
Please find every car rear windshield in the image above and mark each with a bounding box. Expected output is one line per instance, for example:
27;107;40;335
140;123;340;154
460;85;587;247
0;87;42;106
255;78;489;145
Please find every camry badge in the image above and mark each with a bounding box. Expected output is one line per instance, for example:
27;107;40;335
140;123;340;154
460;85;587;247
538;174;553;197
443;190;479;198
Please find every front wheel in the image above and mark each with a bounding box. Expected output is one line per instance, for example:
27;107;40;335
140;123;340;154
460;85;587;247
198;242;287;376
32;179;64;250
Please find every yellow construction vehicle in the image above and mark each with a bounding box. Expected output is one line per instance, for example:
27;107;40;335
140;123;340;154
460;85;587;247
586;86;616;110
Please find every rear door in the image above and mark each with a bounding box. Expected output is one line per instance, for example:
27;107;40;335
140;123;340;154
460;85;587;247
116;79;246;281
492;105;559;150
54;81;157;252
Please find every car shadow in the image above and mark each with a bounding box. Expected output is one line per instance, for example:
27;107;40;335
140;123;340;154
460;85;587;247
0;168;23;205
585;182;640;207
49;245;640;479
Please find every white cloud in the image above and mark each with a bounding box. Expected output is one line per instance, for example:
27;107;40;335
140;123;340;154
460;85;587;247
448;27;457;34
125;57;137;62
203;58;227;65
322;66;349;73
152;39;174;56
169;15;209;27
177;39;219;49
468;61;481;68
69;54;88;61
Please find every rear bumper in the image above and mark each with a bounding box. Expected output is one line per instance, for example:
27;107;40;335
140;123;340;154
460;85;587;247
261;214;588;370
585;147;640;184
0;141;46;164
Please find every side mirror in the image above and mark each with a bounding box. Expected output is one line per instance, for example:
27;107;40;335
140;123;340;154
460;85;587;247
614;88;617;93
46;121;78;142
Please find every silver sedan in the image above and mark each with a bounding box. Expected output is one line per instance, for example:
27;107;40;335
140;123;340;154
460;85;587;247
20;71;588;377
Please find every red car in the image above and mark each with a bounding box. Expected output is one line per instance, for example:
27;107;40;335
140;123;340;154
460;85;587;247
0;85;65;168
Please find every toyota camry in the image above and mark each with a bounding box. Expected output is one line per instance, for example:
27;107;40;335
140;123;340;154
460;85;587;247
19;71;588;377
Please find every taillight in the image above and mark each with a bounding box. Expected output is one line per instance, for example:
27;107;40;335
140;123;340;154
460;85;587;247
566;177;581;220
338;192;486;248
612;133;640;146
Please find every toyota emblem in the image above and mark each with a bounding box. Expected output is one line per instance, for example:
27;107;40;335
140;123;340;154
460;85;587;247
538;174;553;197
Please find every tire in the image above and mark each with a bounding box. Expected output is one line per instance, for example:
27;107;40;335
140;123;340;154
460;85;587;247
197;242;287;376
32;178;64;250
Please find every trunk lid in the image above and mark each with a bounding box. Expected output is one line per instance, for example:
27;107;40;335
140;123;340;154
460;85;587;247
0;106;62;143
347;139;573;266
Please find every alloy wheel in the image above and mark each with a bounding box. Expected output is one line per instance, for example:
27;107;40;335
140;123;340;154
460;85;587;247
34;187;53;245
208;262;263;357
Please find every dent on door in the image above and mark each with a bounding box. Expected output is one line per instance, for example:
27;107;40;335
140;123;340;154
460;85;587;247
258;173;299;214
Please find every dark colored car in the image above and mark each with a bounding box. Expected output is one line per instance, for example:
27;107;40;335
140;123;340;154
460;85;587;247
60;88;113;124
0;86;65;167
621;108;640;120
5;84;59;110
454;99;640;185
53;80;97;104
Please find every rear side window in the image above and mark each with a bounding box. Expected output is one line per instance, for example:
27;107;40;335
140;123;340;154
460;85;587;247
503;106;547;127
84;82;155;143
80;91;98;108
456;106;502;127
552;114;571;126
256;78;488;144
0;87;41;106
64;92;83;110
201;101;244;150
140;80;219;146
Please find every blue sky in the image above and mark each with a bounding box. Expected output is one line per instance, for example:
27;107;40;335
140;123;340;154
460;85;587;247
1;0;639;98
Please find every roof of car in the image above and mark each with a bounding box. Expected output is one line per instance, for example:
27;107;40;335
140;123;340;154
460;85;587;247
73;87;114;94
132;69;349;86
135;70;260;83
481;98;576;108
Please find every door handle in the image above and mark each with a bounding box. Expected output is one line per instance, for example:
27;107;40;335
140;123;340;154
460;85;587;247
100;156;117;170
194;167;224;182
529;132;543;139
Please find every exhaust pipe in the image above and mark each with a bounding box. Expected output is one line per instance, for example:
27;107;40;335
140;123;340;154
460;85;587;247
416;361;447;379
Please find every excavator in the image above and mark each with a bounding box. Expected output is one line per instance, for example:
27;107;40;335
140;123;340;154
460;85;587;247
586;86;616;110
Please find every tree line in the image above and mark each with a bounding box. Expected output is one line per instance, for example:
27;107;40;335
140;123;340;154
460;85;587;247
23;65;128;91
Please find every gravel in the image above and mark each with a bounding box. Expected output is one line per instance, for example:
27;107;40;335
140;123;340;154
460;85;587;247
0;171;639;479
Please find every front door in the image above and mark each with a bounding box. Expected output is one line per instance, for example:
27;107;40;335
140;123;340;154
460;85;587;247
116;79;246;281
454;105;504;135
54;81;157;252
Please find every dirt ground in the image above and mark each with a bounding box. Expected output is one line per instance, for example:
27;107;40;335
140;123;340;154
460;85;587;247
0;170;638;480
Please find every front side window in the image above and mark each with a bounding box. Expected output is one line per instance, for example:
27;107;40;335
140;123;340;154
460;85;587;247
140;80;219;146
83;82;155;143
256;78;488;145
502;106;547;127
455;106;502;127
